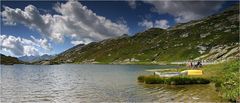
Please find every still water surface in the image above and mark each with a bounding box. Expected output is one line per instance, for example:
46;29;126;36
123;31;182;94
0;64;224;102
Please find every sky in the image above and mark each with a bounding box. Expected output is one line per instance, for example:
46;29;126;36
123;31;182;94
0;0;238;57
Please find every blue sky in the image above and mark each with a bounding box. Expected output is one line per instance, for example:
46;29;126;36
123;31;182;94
0;0;238;57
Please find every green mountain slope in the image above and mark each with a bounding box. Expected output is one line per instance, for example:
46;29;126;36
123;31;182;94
0;54;24;65
51;4;239;64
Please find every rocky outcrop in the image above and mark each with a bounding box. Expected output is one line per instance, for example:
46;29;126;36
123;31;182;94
194;44;239;62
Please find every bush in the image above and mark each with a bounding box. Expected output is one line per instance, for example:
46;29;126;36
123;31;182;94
137;75;145;82
137;75;210;85
144;76;165;84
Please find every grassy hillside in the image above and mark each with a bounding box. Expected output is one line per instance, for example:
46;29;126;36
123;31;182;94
51;4;239;64
0;54;23;65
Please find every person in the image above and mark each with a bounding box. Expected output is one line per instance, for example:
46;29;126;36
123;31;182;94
190;62;193;68
187;60;193;68
199;61;202;67
196;61;202;68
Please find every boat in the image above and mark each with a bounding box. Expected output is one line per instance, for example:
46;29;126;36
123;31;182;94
154;70;203;77
154;72;181;77
180;70;203;76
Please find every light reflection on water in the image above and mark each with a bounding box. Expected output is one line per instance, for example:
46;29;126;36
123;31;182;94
0;64;224;102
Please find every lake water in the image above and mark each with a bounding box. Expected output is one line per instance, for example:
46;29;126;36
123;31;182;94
0;64;224;102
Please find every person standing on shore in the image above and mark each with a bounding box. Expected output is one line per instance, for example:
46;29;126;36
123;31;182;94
197;61;202;68
190;62;193;68
187;60;193;68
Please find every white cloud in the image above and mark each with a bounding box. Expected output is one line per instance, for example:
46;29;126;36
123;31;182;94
1;0;129;44
0;34;52;56
138;20;153;29
154;20;170;29
71;40;84;46
30;36;52;51
71;38;92;46
23;46;39;56
130;1;223;23
2;5;51;36
138;19;169;29
147;1;223;23
128;0;137;9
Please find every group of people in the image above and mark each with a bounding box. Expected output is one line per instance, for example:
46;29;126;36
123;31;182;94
187;60;202;69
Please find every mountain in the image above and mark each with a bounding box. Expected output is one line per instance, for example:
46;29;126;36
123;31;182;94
18;55;36;62
0;54;24;65
51;4;239;64
18;54;55;63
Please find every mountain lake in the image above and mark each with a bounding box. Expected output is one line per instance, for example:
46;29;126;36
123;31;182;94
0;64;225;102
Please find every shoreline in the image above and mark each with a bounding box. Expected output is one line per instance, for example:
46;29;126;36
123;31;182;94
1;61;222;65
139;60;239;102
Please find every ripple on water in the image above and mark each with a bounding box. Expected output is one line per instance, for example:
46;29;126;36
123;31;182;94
1;64;225;102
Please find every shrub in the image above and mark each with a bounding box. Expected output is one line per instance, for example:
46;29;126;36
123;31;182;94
137;75;210;85
144;76;165;84
137;75;145;82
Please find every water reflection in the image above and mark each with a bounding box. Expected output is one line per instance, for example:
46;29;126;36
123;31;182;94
0;64;224;102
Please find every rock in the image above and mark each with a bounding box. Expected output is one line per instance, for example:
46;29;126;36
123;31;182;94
151;61;157;64
66;59;73;63
174;43;183;47
227;14;238;23
200;32;211;38
222;46;239;59
197;45;207;54
180;33;189;38
124;59;129;62
214;24;221;28
82;59;95;63
41;61;50;65
224;29;231;32
130;58;139;62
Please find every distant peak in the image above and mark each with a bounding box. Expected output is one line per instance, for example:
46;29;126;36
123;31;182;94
121;34;129;37
147;28;165;31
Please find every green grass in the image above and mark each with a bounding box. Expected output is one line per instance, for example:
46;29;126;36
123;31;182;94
139;60;239;101
202;60;240;102
138;75;210;85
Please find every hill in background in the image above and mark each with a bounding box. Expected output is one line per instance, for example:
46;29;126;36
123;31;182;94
0;54;24;65
51;4;239;64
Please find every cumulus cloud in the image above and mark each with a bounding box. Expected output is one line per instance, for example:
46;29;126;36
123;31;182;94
70;38;92;45
1;5;51;36
30;36;52;50
1;0;129;44
146;1;223;23
23;46;39;56
128;1;223;23
128;0;137;9
138;19;169;29
154;20;170;29
0;35;52;56
138;20;153;29
71;40;84;46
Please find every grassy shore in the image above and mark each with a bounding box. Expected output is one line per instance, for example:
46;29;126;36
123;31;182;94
201;60;239;102
138;60;239;102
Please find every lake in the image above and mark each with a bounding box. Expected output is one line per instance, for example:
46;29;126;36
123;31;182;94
0;64;224;102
